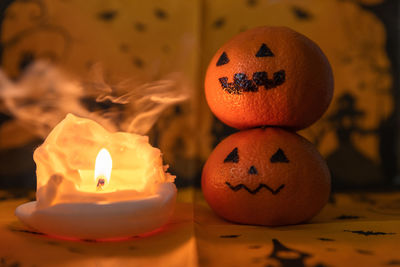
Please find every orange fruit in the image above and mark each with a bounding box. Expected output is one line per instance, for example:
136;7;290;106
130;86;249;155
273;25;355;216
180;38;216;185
205;26;334;130
201;128;330;226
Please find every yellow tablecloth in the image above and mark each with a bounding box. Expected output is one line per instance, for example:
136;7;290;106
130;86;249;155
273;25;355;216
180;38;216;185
0;190;399;267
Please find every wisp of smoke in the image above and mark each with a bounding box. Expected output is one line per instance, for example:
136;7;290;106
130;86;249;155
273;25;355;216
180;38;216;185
0;61;189;137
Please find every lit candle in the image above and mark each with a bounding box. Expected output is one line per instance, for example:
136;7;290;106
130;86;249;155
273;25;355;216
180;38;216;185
94;148;112;191
15;113;177;240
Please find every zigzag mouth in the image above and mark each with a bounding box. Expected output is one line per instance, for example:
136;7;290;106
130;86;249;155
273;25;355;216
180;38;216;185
225;181;285;195
219;70;286;95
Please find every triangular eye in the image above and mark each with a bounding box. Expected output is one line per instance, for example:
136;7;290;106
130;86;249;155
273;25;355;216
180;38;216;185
216;52;230;66
270;148;289;163
224;147;239;163
255;43;274;57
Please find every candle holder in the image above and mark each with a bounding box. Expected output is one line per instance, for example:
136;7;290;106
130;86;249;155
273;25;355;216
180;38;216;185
16;183;176;240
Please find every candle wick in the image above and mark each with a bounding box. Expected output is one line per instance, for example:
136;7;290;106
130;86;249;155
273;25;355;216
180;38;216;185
96;176;106;191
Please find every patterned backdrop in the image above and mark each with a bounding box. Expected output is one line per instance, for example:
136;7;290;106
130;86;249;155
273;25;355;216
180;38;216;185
0;0;398;191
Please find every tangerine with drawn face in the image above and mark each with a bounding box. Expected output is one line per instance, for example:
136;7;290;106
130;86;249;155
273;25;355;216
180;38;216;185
205;26;334;130
201;128;331;226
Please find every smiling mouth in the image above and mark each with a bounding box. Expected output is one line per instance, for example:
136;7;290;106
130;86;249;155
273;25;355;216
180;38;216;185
219;70;286;94
225;181;285;195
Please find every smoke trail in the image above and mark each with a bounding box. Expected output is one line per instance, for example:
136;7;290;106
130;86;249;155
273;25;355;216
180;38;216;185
0;61;189;137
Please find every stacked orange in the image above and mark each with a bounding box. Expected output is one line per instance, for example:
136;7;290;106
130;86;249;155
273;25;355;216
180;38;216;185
202;26;333;226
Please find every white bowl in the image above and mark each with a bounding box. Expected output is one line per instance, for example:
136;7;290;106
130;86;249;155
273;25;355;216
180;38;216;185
15;183;177;240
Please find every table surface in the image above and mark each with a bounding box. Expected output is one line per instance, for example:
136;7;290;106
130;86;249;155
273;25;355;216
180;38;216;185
0;189;399;267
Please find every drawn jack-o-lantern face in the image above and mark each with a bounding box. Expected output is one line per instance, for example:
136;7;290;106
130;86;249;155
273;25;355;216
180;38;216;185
205;26;334;130
201;128;330;226
216;44;286;95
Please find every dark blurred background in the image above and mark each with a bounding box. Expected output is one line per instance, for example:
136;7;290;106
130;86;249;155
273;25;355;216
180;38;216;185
0;0;399;195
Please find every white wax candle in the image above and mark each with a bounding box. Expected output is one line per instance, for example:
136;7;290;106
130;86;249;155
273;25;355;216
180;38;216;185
15;114;177;240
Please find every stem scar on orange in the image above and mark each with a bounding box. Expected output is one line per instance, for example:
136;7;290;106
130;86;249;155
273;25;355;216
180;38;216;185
201;128;331;226
205;26;334;130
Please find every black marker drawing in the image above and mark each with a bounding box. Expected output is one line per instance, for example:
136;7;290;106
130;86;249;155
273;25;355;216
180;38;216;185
270;148;290;163
225;182;284;195
224;147;239;163
219;70;285;94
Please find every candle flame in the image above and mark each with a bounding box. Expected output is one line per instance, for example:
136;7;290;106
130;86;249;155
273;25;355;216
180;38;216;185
94;148;112;190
